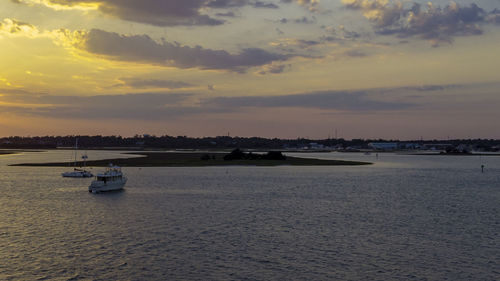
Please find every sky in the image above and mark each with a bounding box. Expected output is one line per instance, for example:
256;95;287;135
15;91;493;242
0;0;499;139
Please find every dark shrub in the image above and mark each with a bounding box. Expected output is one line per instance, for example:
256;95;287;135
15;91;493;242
262;151;286;160
224;148;245;160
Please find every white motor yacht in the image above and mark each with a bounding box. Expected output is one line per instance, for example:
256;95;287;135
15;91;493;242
89;165;127;193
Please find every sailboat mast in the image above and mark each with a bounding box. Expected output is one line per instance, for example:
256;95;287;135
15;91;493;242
74;138;78;168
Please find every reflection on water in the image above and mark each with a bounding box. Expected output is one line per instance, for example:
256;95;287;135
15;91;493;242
0;150;499;280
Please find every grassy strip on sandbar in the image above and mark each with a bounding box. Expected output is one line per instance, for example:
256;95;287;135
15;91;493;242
11;152;371;167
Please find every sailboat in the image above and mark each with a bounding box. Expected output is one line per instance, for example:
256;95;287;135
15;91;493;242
61;139;93;178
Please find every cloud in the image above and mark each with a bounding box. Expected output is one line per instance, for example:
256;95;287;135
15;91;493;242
270;25;363;53
0;18;87;48
215;11;237;17
1;87;411;121
0;18;39;37
342;0;405;28
0;19;291;72
320;25;361;41
342;49;367;57
78;29;289;72
271;24;364;54
280;0;320;12
257;63;291;75
487;9;500;24
12;0;278;26
342;0;489;46
279;16;316;24
0;84;465;121
0;89;225;119
270;38;322;51
204;87;420;111
205;0;277;9
252;1;279;9
0;88;186;105
118;78;194;89
14;0;221;26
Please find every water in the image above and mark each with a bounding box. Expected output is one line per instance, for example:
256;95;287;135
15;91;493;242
0;150;499;280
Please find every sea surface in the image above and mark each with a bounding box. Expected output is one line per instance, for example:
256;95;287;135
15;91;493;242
0;150;499;280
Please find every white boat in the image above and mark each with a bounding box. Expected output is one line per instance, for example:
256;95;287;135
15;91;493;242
62;139;93;178
62;168;93;178
89;165;127;193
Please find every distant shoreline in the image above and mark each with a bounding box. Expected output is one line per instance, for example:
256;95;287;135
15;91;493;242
405;152;500;156
10;152;372;167
0;150;40;155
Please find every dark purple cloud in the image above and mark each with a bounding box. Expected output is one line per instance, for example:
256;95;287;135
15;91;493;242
12;0;277;26
204;88;418;111
80;29;289;72
13;0;220;26
0;89;227;120
320;25;361;42
0;86;411;120
252;1;279;9
215;11;237;17
0;84;466;121
343;1;491;46
279;16;316;24
206;0;278;9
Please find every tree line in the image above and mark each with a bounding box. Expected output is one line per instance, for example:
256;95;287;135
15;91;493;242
0;135;499;151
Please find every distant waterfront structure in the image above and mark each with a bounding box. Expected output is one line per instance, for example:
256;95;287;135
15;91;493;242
308;142;325;150
368;142;398;151
422;143;453;151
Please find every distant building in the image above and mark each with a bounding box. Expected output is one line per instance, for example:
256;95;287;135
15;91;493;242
309;142;325;149
368;142;398;151
402;143;421;149
456;144;471;153
422;144;452;151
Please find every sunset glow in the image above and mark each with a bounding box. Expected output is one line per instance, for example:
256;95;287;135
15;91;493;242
1;0;499;139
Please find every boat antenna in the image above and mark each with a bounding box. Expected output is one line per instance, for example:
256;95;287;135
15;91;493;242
82;152;88;169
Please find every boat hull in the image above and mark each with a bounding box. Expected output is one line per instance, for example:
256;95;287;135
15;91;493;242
62;171;93;178
89;177;127;193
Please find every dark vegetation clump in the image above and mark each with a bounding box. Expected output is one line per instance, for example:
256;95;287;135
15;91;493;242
200;154;217;160
223;149;246;160
262;151;286;160
223;149;286;161
441;146;472;154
